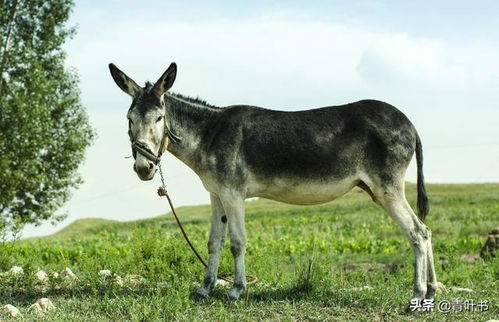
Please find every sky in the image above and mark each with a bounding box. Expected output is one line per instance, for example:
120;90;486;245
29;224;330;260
22;0;499;237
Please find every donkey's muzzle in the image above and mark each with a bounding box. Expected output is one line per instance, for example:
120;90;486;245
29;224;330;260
132;141;161;165
134;162;156;181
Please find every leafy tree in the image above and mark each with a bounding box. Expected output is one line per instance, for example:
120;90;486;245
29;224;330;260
0;0;94;236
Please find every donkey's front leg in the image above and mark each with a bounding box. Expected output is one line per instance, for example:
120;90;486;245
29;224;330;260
194;194;227;299
220;190;247;300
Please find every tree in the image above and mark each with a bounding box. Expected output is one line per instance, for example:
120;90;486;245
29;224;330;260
0;0;94;236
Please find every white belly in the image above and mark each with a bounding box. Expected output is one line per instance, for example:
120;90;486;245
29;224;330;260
248;176;359;205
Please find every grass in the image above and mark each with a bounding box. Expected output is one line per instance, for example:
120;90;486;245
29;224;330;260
1;183;498;321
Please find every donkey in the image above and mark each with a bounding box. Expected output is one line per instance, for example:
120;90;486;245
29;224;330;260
109;62;437;302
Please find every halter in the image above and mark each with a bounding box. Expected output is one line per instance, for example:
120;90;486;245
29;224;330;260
128;106;181;165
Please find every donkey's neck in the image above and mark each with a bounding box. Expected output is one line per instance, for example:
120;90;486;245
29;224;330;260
164;93;220;172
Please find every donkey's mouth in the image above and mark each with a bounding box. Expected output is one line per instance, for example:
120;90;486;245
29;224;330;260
138;173;155;181
133;165;157;181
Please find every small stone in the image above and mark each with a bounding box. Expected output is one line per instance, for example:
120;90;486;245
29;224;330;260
9;265;23;275
436;281;446;294
35;269;49;283
30;298;55;312
449;286;474;293
3;304;21;317
216;279;231;287
60;267;76;279
114;275;124;287
124;274;146;287
52;272;59;278
98;269;112;279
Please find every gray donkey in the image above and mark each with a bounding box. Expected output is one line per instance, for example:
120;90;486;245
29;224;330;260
109;62;437;302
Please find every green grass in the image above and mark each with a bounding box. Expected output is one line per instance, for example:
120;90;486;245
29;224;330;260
1;183;498;321
42;218;118;240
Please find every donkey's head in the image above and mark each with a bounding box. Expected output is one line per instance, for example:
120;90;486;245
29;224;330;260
109;63;177;181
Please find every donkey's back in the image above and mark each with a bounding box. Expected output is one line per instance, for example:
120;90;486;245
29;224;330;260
207;100;417;197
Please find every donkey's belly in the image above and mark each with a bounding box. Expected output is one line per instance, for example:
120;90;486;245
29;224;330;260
249;176;359;205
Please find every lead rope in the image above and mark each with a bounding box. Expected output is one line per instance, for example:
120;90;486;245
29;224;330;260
156;163;258;286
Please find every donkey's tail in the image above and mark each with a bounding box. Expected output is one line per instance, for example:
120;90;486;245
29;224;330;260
415;133;429;222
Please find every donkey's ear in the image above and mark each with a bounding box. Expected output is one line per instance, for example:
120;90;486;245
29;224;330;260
108;63;142;97
152;62;177;97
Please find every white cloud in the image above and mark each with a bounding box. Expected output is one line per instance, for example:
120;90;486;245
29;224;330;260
358;34;470;90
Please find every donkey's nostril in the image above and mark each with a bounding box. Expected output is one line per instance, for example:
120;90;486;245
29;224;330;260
149;163;154;170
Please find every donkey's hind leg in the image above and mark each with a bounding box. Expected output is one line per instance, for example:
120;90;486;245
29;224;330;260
425;231;438;298
368;180;430;300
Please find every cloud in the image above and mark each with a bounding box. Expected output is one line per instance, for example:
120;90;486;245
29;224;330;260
67;16;381;109
357;34;470;90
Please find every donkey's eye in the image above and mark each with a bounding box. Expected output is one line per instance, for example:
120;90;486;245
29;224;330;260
156;116;163;123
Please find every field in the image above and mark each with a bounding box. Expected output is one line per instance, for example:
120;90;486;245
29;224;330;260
1;183;498;321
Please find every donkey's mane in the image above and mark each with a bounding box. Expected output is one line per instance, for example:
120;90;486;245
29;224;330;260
170;92;219;109
143;82;219;109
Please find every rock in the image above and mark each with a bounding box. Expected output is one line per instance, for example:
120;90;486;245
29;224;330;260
60;267;76;279
124;274;146;287
98;269;112;279
9;265;23;275
3;304;21;317
216;279;231;287
480;228;499;259
114;275;124;287
449;286;474;293
35;269;49;283
30;298;55;312
436;281;447;294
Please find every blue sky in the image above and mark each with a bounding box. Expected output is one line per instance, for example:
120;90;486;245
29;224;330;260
23;0;499;237
74;0;499;40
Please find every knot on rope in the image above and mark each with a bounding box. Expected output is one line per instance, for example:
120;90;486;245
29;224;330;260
157;187;167;197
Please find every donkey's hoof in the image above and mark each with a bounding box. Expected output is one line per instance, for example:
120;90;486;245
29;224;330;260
227;285;245;301
405;302;422;314
192;288;210;301
426;281;442;297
